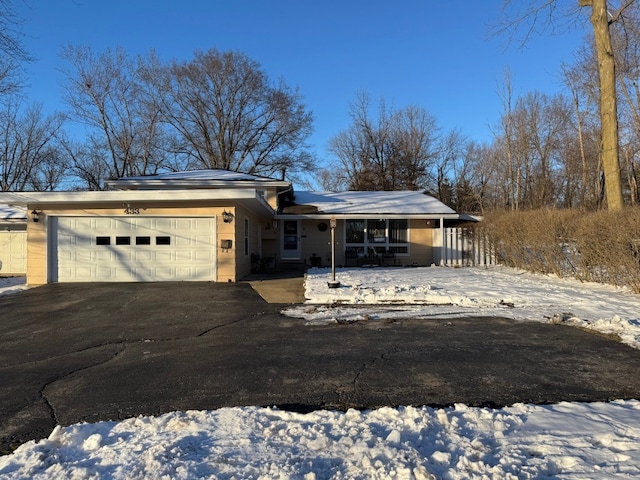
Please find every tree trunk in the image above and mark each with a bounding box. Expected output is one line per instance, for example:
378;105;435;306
589;0;624;210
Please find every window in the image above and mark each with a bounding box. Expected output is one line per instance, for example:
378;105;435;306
96;236;110;245
115;236;131;245
389;219;408;243
136;236;151;245
156;236;171;245
345;220;365;243
344;219;409;255
367;219;386;243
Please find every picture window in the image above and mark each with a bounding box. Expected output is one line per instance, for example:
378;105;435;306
345;218;409;255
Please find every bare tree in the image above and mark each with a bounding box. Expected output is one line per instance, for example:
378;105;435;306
60;46;169;186
492;70;519;209
500;0;638;210
327;93;439;191
432;129;466;204
0;0;30;96
144;48;314;179
0;101;65;191
581;0;636;210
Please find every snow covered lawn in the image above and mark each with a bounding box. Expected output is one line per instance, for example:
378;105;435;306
286;266;640;350
1;266;640;479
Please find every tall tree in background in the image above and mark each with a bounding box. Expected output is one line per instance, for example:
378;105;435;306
144;49;314;179
327;93;439;191
0;0;30;96
60;46;169;188
501;0;637;210
580;0;634;210
0;101;65;191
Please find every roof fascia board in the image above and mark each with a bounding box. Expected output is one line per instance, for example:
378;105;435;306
0;188;260;204
274;213;462;220
108;179;291;190
0;189;274;216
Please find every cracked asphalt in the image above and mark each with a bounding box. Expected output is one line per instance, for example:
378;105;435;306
3;281;640;452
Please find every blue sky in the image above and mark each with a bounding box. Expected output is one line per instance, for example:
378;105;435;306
15;0;588;169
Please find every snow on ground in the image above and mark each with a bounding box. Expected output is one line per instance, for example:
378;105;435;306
2;266;640;479
0;277;28;297
2;401;640;479
285;266;640;350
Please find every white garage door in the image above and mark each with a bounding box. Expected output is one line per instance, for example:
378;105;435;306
53;216;216;282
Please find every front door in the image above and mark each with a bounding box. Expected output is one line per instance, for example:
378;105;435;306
281;219;301;260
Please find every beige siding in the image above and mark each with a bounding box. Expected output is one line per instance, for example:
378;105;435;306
298;220;332;267
26;219;47;285
407;219;435;266
232;205;272;280
262;188;280;210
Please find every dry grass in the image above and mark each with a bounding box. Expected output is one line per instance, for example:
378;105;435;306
478;208;640;293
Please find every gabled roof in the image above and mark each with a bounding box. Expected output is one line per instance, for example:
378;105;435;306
107;169;291;190
278;190;459;218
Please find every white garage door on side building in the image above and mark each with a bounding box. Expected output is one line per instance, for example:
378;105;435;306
51;216;217;282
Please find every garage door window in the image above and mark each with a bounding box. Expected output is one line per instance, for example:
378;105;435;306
96;236;110;245
116;236;131;245
156;236;171;245
136;236;151;245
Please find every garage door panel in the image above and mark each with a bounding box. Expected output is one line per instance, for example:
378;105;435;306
134;251;153;262
95;267;112;278
154;251;173;262
95;250;113;261
195;251;213;261
73;267;94;280
55;216;216;282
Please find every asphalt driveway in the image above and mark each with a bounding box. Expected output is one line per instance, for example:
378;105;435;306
3;282;640;452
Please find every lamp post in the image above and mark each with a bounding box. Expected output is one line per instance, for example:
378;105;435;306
328;216;340;288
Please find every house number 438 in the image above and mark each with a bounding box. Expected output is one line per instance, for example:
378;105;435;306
124;207;140;215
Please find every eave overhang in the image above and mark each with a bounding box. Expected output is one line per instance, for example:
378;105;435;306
0;189;275;216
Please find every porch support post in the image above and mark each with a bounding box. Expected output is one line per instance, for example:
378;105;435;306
328;216;340;288
440;216;445;266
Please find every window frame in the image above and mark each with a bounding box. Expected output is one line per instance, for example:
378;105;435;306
344;218;409;256
244;217;249;257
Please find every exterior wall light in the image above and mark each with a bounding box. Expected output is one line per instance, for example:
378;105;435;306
222;210;234;223
31;209;40;223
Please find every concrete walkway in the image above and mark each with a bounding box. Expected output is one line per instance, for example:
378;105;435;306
242;269;306;303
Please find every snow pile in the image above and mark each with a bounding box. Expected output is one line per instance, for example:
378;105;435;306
0;277;27;296
2;401;640;479
287;266;640;349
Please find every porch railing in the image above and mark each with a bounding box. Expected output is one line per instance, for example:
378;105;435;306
437;227;496;267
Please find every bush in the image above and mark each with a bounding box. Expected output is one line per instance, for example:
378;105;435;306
478;208;640;293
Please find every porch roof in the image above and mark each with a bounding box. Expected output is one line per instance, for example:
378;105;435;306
277;190;464;219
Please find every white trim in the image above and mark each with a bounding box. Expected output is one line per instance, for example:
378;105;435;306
275;213;461;220
0;188;265;204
